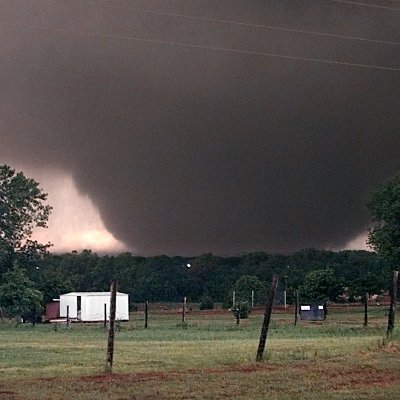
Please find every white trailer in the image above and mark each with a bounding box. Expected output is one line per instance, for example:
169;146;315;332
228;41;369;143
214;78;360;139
59;292;129;322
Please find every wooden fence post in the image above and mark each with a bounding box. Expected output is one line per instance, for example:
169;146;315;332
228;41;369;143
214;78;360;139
387;271;399;337
145;300;149;329
294;290;299;326
256;274;279;362
105;280;117;373
66;305;70;327
182;296;186;323
364;292;368;327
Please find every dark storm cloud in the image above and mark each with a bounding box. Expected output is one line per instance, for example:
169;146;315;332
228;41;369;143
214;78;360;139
1;0;400;255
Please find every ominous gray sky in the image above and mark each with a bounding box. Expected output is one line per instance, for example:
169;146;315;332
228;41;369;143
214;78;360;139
1;0;400;255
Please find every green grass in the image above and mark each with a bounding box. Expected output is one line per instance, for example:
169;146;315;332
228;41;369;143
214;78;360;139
0;305;399;399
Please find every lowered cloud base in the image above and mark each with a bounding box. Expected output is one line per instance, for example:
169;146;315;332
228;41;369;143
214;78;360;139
1;0;399;255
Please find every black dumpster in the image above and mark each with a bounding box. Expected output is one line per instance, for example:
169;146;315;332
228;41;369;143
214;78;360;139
299;304;326;321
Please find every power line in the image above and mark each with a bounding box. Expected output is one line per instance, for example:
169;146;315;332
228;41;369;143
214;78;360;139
1;21;399;72
326;0;400;11
52;0;400;47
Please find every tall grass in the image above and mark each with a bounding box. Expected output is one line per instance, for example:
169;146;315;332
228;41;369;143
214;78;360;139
0;305;396;378
0;306;399;399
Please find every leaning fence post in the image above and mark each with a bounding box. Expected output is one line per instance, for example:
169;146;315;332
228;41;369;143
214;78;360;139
105;280;117;373
256;274;279;362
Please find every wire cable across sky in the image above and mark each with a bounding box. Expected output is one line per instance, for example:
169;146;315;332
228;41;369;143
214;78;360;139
326;0;400;11
53;0;400;47
1;21;400;72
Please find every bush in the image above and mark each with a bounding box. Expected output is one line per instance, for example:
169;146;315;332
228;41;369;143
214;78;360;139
230;275;267;307
232;301;251;319
199;295;214;310
130;304;139;312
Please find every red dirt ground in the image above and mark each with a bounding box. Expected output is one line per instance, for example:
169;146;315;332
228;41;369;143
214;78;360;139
35;360;399;391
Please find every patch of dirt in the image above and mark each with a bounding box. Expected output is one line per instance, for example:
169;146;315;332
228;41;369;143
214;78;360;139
302;363;400;391
19;358;400;394
77;371;170;383
0;391;20;399
68;362;278;385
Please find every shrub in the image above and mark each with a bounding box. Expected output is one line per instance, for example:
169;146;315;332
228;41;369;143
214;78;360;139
232;301;251;319
199;295;214;310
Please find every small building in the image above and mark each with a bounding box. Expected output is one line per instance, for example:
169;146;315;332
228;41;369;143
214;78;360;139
45;300;60;322
299;304;326;321
59;292;129;322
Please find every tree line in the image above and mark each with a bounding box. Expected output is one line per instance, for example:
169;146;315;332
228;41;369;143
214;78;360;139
0;248;391;312
0;165;398;320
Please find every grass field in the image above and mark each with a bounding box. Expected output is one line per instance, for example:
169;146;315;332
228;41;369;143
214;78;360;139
0;305;399;399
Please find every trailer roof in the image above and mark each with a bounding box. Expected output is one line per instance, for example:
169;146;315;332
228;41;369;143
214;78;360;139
60;292;128;296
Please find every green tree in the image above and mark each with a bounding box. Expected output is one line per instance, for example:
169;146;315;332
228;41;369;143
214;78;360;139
199;295;214;310
58;250;99;291
230;275;267;307
348;271;386;303
132;256;190;302
0;263;43;322
0;165;52;276
34;259;73;305
367;175;400;265
187;253;220;301
300;268;343;303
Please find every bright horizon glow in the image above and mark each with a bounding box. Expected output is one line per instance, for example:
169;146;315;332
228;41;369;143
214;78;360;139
30;170;129;254
342;233;370;252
